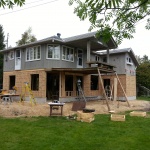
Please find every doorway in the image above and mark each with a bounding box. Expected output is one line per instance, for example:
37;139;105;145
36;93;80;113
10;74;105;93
77;49;83;68
15;50;21;70
46;73;59;100
9;75;16;90
103;79;111;97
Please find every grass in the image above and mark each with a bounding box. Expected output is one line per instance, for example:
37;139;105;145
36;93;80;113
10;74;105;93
137;96;150;101
0;113;150;150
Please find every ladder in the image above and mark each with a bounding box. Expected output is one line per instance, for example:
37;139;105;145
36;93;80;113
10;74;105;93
20;82;36;105
77;82;87;103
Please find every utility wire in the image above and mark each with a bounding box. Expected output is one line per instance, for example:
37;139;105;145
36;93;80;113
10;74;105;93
0;0;54;11
0;0;48;11
0;0;60;16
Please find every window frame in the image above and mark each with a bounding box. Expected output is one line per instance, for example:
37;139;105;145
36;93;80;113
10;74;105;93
8;51;14;60
62;46;74;62
95;55;100;61
126;57;133;65
26;45;41;61
47;44;60;60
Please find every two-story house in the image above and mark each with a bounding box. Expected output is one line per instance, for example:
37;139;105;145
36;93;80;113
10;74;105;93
0;32;138;103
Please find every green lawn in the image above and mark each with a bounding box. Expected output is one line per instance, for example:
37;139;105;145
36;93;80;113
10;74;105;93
137;96;150;101
0;113;150;150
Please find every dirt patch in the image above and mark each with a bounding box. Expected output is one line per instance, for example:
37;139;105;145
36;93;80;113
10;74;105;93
0;100;150;118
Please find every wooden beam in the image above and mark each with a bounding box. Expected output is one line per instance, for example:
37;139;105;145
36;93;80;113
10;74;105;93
97;68;111;111
113;78;117;101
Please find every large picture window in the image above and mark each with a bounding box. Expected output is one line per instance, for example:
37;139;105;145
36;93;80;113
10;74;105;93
62;46;74;62
47;45;60;59
26;46;41;61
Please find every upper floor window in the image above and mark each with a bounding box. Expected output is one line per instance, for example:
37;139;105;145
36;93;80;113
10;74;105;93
95;55;100;61
103;57;107;63
126;57;133;65
62;46;74;62
127;57;132;63
26;46;41;61
47;45;60;59
8;51;14;60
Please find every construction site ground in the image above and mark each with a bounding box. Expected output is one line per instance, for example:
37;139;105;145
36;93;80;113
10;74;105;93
0;99;150;118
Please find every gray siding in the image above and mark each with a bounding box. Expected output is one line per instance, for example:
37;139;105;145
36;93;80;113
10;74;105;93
3;44;89;71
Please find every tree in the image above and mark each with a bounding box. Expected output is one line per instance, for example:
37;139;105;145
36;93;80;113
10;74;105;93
69;0;150;44
136;55;150;95
0;0;25;8
16;27;37;46
0;25;5;84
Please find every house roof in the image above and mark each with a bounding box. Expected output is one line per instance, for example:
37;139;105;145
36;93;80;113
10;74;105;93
63;32;117;51
0;32;117;52
97;48;139;66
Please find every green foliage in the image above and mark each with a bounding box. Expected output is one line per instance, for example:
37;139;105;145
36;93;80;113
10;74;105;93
136;55;150;90
16;27;37;46
0;25;5;84
0;0;25;8
0;115;150;150
69;0;150;44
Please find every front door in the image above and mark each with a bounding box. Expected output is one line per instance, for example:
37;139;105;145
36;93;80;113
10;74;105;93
15;50;21;70
77;49;83;68
46;73;59;100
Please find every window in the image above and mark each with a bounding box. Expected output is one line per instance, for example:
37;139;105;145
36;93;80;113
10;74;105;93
91;75;99;90
103;57;107;63
31;74;39;91
26;46;41;61
95;55;100;61
127;57;132;63
126;57;133;65
62;46;74;61
8;51;14;60
47;45;60;59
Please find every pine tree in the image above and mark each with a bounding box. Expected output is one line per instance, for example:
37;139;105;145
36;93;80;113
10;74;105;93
0;25;5;85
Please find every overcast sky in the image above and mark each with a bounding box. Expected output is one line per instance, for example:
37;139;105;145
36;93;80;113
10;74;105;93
0;0;150;58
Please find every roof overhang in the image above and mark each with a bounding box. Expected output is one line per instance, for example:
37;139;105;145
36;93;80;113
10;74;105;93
64;32;117;51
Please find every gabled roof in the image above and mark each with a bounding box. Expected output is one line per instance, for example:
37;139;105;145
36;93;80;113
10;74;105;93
97;48;139;66
0;32;117;52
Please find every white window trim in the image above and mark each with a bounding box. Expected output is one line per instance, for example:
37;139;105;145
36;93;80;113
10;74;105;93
46;44;60;60
62;45;74;62
126;57;133;65
8;51;14;60
26;45;41;61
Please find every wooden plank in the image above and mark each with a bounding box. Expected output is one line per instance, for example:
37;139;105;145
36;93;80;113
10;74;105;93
97;68;111;111
111;114;125;121
113;78;117;101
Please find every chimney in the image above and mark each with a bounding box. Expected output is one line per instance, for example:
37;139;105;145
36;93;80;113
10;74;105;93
57;33;61;38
